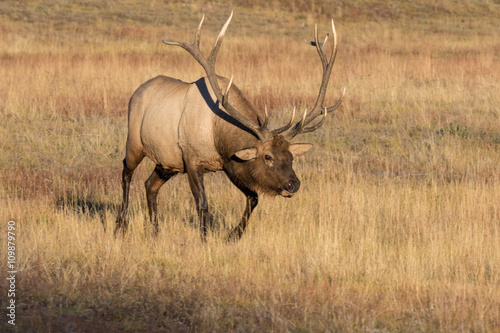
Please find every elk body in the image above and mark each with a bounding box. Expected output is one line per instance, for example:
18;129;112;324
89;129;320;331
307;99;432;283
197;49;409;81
115;12;344;240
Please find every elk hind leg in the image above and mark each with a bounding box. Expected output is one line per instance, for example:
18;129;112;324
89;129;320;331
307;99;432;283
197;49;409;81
145;165;176;235
115;155;143;236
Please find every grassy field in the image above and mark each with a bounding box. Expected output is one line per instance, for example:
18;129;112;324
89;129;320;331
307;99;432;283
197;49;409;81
1;0;500;331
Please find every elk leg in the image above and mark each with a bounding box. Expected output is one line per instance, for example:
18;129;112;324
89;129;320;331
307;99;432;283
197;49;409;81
145;165;176;235
115;159;136;236
227;189;258;241
186;166;209;241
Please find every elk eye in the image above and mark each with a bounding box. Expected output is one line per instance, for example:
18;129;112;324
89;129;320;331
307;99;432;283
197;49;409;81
264;154;273;161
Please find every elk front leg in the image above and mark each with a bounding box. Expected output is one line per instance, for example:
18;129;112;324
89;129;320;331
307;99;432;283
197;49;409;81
186;166;209;241
145;165;176;235
227;190;258;241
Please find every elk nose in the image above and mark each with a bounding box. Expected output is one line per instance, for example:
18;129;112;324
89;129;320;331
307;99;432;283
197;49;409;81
287;178;301;193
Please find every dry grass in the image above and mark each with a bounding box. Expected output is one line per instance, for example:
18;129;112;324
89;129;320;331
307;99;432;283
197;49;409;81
1;1;500;331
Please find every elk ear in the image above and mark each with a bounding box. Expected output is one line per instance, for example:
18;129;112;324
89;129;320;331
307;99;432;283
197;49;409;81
289;143;313;157
234;147;258;161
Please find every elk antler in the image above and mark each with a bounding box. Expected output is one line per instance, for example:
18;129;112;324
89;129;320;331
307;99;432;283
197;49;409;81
286;19;345;138
163;12;274;141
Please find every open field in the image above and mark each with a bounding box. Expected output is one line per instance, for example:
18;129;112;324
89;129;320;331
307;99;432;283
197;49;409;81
1;1;500;331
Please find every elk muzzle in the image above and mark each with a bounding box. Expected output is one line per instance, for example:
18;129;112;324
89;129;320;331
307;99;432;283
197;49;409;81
280;177;301;198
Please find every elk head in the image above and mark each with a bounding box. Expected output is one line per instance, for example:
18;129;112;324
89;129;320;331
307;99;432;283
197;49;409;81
232;135;312;197
163;12;345;198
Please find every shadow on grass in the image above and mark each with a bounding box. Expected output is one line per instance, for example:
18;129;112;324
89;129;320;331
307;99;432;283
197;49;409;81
186;212;228;233
56;193;118;232
55;192;232;237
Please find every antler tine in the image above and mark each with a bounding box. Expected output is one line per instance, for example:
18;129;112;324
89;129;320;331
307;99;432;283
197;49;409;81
323;33;329;47
262;105;270;129
224;75;234;96
209;11;233;65
270;106;296;136
297;108;328;135
292;108;308;134
326;86;346;113
314;24;328;72
194;14;205;47
221;74;265;136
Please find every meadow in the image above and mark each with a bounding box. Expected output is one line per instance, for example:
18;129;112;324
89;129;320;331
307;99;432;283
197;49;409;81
1;1;499;331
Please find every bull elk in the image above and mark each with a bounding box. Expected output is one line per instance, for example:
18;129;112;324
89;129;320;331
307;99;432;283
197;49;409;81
115;12;344;240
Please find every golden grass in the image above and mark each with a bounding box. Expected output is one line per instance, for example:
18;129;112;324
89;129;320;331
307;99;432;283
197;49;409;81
1;1;500;331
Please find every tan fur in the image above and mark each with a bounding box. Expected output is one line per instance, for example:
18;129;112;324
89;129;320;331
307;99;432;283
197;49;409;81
125;75;260;174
